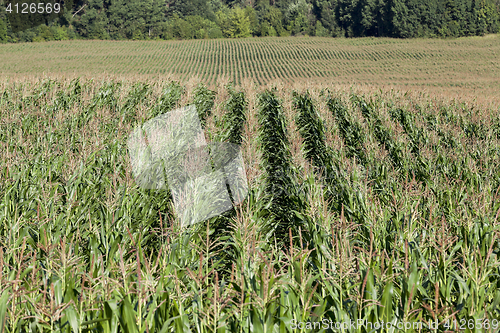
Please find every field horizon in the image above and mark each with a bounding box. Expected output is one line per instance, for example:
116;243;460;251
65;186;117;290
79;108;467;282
1;35;500;103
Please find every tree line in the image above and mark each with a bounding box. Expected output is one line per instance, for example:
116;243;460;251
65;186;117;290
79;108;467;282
0;0;499;43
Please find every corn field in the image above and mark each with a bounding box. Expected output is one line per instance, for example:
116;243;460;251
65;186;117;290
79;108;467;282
0;78;499;332
1;36;500;101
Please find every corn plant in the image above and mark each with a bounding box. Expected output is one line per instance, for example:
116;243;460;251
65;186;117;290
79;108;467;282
353;95;412;177
120;82;151;123
257;89;306;245
192;84;216;128
327;96;367;165
293;91;332;175
493;116;500;139
222;85;247;145
149;81;184;119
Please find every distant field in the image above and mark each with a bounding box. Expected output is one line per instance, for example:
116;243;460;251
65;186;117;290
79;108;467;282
1;35;500;100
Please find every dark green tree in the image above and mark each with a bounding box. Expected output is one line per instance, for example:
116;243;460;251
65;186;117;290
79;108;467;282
107;0;132;39
167;0;215;20
256;2;286;35
170;14;195;39
73;0;109;39
145;0;165;38
391;0;416;37
284;0;312;35
0;19;7;43
107;0;164;39
361;0;390;36
336;0;361;36
217;6;251;37
2;0;500;42
311;0;343;36
244;6;259;35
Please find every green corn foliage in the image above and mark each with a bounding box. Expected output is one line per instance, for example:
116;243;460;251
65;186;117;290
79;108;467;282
222;85;247;145
354;95;412;174
293;91;331;174
121;83;151;123
389;107;435;181
389;107;426;155
293;91;365;232
494;115;500;139
192;83;216;128
1;80;500;332
90;81;122;111
323;96;371;226
327;96;367;165
45;78;82;117
150;81;184;118
439;102;488;140
257;89;304;244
